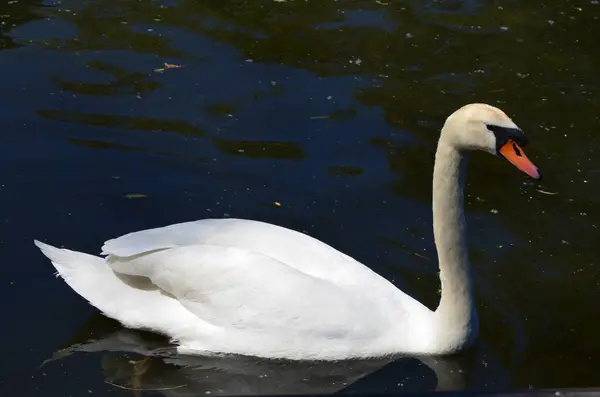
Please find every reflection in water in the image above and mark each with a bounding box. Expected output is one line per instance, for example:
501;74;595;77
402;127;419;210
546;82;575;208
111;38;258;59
38;110;207;137
44;315;467;395
36;2;184;57
205;103;238;118
327;165;364;178
39;109;307;161
54;61;162;97
68;138;148;153
0;0;45;50
212;139;306;159
1;0;600;393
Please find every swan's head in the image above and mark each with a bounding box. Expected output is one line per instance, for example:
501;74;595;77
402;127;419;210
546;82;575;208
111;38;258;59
442;103;541;180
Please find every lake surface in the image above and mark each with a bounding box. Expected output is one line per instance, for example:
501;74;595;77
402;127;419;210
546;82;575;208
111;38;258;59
1;0;599;395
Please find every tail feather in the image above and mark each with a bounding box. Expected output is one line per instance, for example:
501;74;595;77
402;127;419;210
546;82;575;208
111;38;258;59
33;240;198;339
34;240;103;280
34;239;131;317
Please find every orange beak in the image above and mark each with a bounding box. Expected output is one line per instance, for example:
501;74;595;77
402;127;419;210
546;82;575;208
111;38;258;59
499;140;541;180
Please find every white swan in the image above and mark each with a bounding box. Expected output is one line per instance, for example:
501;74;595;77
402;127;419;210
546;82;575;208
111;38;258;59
35;103;541;361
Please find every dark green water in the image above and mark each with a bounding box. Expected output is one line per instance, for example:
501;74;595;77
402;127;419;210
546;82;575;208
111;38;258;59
1;0;599;395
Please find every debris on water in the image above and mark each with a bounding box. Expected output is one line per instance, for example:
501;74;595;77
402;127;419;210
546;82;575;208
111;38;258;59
375;0;389;5
310;115;329;119
537;189;558;195
413;251;430;261
490;209;498;214
105;380;186;392
125;193;148;199
154;62;185;73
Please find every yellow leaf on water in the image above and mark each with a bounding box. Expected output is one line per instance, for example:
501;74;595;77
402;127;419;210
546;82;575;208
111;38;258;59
125;193;148;199
164;62;185;69
154;62;185;73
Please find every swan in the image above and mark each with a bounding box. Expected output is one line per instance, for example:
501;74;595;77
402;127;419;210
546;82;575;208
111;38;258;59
34;103;541;361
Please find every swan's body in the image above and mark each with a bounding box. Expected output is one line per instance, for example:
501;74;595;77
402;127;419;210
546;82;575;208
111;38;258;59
35;103;540;360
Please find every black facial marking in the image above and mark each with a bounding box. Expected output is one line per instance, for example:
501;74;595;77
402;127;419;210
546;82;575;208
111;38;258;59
485;124;528;153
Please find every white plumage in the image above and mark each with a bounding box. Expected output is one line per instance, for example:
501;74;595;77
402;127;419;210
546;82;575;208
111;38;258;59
35;218;433;360
35;103;540;360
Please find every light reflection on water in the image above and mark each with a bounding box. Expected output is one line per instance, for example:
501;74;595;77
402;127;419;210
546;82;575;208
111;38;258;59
0;0;599;395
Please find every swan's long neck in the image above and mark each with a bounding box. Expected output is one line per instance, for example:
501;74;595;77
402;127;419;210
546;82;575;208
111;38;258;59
431;137;478;352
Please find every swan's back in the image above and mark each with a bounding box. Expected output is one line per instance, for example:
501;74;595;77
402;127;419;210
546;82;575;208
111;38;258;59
103;218;384;288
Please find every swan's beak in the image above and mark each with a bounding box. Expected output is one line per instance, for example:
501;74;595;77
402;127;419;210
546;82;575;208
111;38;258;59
499;140;541;180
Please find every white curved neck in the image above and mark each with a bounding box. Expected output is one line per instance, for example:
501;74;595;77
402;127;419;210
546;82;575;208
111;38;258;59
431;136;478;352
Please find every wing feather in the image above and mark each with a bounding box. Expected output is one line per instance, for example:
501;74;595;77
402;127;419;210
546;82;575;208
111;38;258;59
106;244;387;339
101;218;384;288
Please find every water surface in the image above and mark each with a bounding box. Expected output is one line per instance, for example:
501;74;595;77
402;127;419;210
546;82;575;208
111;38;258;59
1;0;599;395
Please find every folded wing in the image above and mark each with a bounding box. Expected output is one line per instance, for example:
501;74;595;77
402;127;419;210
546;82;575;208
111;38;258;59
105;244;389;342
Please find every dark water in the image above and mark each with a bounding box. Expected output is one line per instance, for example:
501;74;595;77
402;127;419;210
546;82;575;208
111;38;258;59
1;0;599;395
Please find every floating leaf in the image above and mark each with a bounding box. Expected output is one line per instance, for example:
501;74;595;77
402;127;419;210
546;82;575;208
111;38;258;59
154;62;185;73
164;62;184;69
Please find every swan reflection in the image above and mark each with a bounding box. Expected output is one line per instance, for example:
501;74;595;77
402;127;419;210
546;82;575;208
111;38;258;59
44;315;468;396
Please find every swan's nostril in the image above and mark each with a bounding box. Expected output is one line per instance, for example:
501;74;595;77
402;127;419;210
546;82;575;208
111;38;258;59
512;142;522;157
